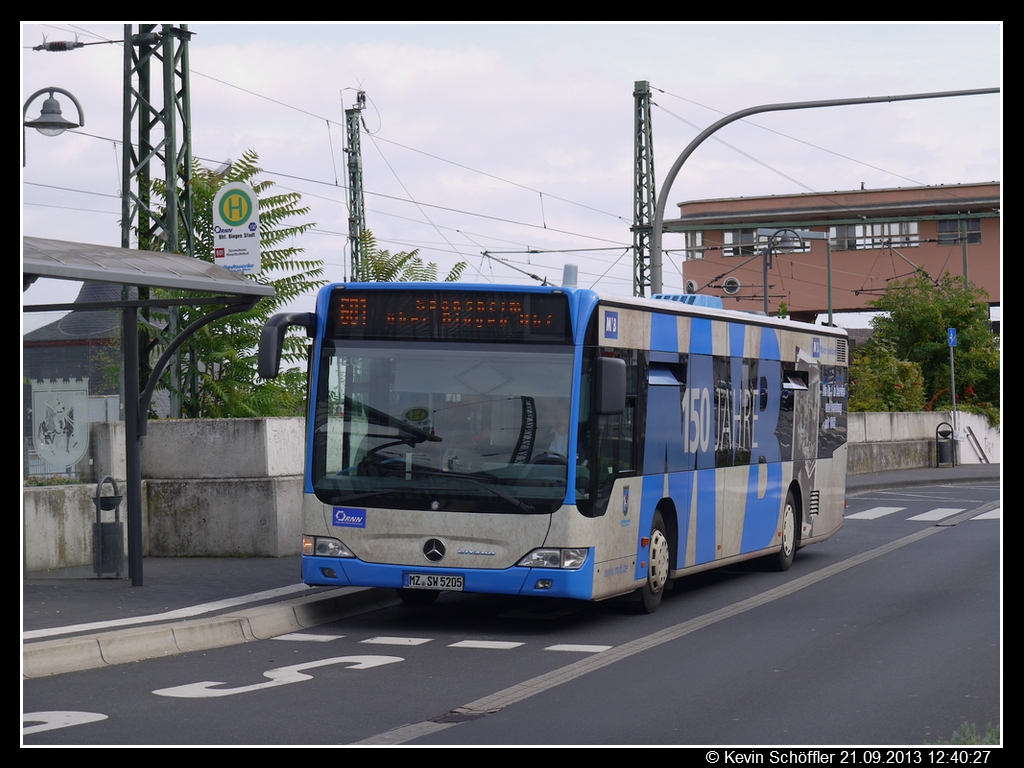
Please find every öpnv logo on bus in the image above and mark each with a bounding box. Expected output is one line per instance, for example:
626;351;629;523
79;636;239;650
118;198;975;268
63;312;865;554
213;182;260;275
333;507;367;528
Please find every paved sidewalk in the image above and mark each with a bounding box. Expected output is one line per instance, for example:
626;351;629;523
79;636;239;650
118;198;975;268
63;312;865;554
22;464;1000;678
845;462;999;493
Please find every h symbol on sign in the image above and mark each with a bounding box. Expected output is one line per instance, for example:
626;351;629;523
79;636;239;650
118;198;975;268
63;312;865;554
228;195;246;219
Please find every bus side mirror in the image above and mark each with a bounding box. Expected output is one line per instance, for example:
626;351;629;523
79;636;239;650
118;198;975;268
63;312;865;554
258;312;316;379
595;357;626;415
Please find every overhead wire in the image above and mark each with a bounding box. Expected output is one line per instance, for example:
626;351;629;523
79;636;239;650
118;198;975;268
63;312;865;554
26;26;631;278
365;131;475;266
42;27;972;296
25;129;630;253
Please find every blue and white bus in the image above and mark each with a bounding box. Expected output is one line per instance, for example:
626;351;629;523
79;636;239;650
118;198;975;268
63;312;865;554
259;283;848;612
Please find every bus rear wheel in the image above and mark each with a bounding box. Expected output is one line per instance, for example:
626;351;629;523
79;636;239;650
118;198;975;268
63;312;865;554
638;511;670;614
769;491;798;572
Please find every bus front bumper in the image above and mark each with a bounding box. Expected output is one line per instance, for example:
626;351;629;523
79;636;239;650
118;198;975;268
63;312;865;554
301;554;595;600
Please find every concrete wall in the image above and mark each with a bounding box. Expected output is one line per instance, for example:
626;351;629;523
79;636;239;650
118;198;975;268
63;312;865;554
145;477;303;557
24;418;304;571
141;418;304;479
23;483;133;573
23;413;998;571
847;411;999;474
142;418;304;557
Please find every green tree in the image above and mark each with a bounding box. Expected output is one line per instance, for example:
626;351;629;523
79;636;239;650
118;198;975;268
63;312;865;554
358;229;466;282
848;338;926;412
852;271;998;424
152;150;324;418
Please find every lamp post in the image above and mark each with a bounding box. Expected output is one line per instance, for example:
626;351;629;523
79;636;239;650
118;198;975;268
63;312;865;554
756;228;830;317
654;89;999;295
23;87;85;165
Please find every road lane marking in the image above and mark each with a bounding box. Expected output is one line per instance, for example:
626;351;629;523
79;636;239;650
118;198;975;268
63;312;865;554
973;508;1000;519
545;644;611;653
276;632;344;642
449;640;524;650
356;500;997;745
846;506;905;520
907;507;965;521
362;636;432;646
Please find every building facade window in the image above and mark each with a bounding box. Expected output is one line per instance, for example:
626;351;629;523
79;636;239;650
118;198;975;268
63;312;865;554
723;228;813;256
722;229;757;257
937;218;981;245
830;221;919;250
685;231;704;260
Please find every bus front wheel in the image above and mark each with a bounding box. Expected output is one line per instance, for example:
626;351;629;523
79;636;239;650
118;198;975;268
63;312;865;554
638;511;670;614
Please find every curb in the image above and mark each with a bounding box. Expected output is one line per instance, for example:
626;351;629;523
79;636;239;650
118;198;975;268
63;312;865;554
23;586;397;678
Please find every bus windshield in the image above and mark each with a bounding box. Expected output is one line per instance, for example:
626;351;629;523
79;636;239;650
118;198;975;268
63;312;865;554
312;342;575;514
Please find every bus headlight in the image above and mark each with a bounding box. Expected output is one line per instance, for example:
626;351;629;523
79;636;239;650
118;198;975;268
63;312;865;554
303;535;354;558
517;548;588;570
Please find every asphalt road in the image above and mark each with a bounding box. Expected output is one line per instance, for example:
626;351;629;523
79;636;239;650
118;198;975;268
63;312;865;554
23;464;1000;746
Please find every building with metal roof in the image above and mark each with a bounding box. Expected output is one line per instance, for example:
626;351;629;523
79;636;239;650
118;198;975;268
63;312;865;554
663;182;1000;323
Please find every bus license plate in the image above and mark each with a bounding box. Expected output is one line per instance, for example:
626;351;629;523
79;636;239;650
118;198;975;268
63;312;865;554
403;573;464;591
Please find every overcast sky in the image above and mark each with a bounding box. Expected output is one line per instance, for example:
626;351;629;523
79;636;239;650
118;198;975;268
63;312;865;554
22;22;1002;331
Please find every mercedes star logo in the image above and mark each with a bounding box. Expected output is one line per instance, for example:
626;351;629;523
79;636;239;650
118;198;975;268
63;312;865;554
423;538;446;563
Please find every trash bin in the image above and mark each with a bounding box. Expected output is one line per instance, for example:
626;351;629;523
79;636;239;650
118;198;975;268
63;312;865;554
936;422;954;467
93;475;125;578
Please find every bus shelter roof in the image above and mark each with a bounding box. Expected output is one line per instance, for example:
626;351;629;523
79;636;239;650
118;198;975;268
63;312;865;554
23;236;274;298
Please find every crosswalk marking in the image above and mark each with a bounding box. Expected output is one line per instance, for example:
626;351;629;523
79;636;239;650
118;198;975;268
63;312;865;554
449;640;524;650
907;507;965;521
847;506;905;520
848;505;999;522
361;636;432;646
276;633;343;642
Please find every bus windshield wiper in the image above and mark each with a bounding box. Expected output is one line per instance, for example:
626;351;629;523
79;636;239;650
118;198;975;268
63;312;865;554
346;396;441;445
345;396;442;454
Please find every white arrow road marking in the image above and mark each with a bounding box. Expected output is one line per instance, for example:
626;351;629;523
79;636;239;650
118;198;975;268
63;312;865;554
152;655;403;698
23;711;107;735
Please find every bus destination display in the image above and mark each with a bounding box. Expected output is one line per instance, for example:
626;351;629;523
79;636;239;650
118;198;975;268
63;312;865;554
326;289;571;342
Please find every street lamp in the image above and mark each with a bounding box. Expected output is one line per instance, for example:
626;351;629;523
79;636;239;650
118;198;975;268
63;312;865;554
756;228;829;317
24;87;85;135
23;87;85;165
